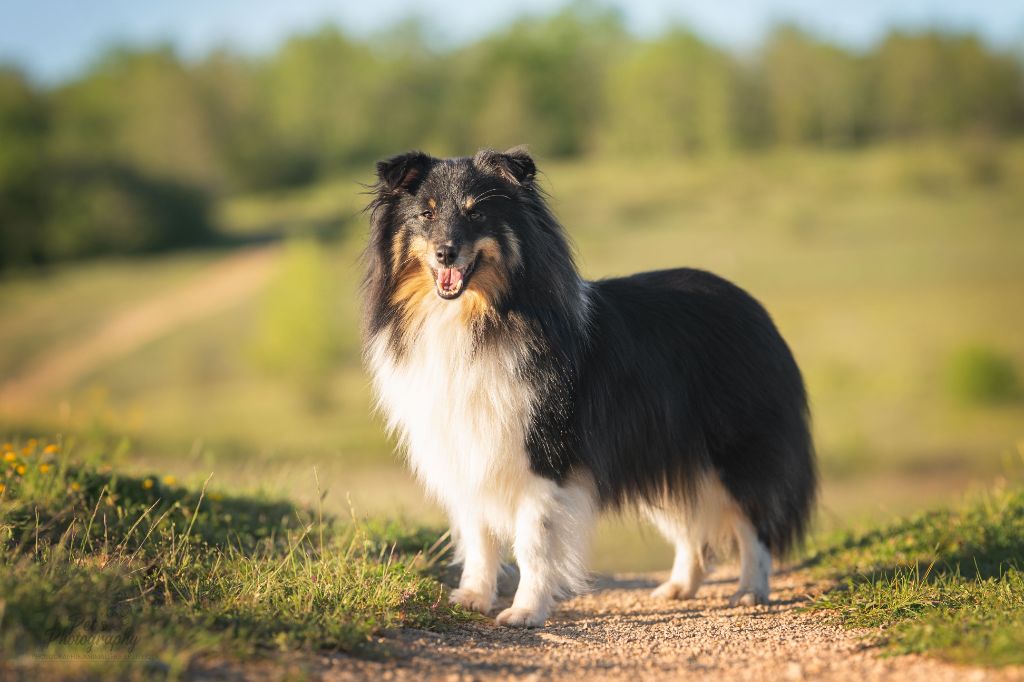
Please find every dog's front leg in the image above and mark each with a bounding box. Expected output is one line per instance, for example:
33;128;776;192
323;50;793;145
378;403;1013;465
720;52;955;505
448;511;500;614
496;475;595;628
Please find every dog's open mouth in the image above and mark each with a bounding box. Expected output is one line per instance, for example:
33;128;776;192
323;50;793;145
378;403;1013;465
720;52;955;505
434;260;475;299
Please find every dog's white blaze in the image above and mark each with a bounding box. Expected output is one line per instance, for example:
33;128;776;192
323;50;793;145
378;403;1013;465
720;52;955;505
368;293;595;623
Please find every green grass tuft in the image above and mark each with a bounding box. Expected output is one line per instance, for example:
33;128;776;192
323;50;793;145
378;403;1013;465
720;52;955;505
0;437;464;678
809;484;1024;666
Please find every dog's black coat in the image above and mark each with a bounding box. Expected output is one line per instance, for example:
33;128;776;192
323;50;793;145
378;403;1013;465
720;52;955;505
364;149;817;556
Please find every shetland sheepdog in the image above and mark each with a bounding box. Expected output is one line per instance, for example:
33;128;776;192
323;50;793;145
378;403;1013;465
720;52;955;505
362;147;816;627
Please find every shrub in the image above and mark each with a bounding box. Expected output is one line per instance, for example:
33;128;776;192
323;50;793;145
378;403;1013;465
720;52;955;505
945;344;1018;405
42;163;215;261
249;238;339;407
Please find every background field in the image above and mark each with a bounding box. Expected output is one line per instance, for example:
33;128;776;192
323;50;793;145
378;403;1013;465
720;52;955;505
3;3;1024;576
3;141;1023;570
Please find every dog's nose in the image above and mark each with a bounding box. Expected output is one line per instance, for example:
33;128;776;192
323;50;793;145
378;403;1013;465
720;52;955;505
435;242;458;266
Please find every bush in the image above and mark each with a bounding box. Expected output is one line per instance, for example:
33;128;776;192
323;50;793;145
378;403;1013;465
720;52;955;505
0;161;215;271
41;163;215;261
249;238;340;407
945;344;1018;405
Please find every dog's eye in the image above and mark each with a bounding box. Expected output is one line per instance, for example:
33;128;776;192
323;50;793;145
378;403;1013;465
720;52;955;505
467;210;482;221
420;210;434;220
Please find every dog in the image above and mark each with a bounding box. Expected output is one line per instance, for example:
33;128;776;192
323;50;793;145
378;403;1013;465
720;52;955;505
362;147;817;627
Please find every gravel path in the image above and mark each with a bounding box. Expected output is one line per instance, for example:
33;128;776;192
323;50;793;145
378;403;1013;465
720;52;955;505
299;568;1021;682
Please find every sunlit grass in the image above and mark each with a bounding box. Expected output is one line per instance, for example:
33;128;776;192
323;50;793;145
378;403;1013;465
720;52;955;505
0;437;464;678
809;482;1024;666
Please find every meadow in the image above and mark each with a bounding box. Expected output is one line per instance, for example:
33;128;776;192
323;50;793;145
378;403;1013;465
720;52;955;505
2;141;1023;572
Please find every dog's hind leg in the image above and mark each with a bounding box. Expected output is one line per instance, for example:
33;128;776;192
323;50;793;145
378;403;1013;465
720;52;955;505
645;507;705;600
728;514;771;606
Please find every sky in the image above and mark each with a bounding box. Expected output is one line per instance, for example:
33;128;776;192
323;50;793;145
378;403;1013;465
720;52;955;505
2;0;1022;85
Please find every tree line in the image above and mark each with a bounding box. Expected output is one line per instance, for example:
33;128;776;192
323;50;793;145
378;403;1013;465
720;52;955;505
2;6;1022;268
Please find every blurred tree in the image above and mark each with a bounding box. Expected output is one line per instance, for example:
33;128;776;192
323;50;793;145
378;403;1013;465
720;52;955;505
870;32;1024;138
366;21;452;158
442;3;627;156
0;68;49;268
2;17;1024;269
603;29;736;155
50;47;225;188
259;27;382;177
192;50;275;191
40;163;213;260
0;60;215;270
760;26;867;146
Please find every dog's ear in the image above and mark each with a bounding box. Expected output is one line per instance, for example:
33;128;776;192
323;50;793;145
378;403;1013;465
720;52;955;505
474;146;537;187
375;151;432;195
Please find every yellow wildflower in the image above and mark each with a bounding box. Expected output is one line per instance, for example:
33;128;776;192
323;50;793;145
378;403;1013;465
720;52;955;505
21;446;33;456
70;482;81;492
16;465;26;476
3;452;15;463
27;438;38;448
2;443;12;452
0;482;5;494
39;463;52;474
143;478;154;489
43;444;59;455
162;475;177;486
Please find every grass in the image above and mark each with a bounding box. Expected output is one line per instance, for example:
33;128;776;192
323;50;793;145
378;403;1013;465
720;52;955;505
0;436;465;679
3;434;1022;675
808;478;1024;666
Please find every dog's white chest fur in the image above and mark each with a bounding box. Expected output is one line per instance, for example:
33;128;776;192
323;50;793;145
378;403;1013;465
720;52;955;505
367;299;536;535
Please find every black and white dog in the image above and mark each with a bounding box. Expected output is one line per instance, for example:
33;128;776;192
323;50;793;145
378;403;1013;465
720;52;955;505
362;147;816;627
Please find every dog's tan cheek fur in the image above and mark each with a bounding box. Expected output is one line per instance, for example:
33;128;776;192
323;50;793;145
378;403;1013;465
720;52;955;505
390;234;434;327
460;266;505;322
461;237;512;325
390;229;405;273
392;264;433;309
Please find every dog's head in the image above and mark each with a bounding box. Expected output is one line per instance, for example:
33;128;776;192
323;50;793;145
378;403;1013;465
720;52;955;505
367;147;537;312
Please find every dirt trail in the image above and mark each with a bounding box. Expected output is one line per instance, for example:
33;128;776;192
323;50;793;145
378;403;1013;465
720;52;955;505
0;245;279;411
251;569;1019;682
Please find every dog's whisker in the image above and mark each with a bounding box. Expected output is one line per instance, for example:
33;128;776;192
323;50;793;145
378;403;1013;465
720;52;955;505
469;188;502;205
475;194;511;204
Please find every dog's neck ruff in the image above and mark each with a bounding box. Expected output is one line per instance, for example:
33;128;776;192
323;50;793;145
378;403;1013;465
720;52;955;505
367;292;535;522
367;280;590;530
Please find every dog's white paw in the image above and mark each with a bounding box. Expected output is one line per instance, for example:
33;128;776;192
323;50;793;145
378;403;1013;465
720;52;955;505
651;581;697;601
449;588;494;614
495;606;547;628
728;589;769;607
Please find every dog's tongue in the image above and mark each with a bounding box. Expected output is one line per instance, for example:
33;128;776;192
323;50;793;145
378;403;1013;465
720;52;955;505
437;267;463;292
